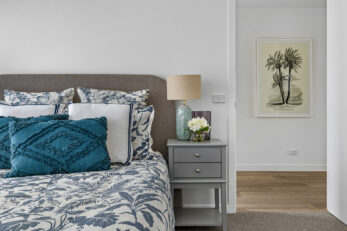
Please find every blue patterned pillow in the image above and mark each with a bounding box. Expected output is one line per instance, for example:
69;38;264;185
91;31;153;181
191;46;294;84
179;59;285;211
77;87;149;109
4;88;74;106
7;117;110;177
132;106;155;160
4;88;74;113
0;115;68;169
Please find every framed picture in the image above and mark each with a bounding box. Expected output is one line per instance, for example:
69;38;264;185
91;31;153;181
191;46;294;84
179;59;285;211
256;38;312;117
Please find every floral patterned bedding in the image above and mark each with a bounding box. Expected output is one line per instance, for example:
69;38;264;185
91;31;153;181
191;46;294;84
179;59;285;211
0;153;174;231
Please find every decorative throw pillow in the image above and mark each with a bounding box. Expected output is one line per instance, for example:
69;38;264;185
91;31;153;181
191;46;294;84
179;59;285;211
77;87;149;109
0;104;64;118
132;106;155;160
4;88;74;113
7;117;110;177
0;115;68;169
69;103;133;164
4;88;74;106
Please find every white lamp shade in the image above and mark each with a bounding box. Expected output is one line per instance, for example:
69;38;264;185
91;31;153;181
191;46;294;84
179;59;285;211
167;75;201;100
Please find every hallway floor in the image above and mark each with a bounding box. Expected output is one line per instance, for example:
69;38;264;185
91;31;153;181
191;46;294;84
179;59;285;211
237;171;326;212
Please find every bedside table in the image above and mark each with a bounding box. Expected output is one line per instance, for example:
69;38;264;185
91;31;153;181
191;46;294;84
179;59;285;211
167;138;227;231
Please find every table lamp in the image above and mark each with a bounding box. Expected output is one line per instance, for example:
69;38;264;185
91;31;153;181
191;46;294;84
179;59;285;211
167;75;201;140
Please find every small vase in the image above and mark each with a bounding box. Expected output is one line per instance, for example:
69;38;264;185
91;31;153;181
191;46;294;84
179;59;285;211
192;133;206;142
176;104;192;141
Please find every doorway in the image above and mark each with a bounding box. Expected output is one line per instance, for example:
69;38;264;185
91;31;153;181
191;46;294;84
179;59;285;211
234;0;327;212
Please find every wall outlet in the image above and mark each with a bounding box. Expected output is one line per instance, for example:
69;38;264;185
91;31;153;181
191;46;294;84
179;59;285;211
288;149;299;156
211;94;226;103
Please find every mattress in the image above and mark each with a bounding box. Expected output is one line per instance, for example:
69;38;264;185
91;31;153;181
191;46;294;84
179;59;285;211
0;153;174;231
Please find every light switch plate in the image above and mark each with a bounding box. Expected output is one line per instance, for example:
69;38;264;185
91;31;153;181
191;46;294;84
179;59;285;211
288;149;299;156
211;94;227;103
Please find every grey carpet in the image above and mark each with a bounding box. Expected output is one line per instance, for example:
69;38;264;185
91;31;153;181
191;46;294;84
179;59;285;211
176;212;347;231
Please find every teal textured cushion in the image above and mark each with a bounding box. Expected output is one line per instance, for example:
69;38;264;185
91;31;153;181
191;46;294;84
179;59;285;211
7;117;110;177
0;115;68;169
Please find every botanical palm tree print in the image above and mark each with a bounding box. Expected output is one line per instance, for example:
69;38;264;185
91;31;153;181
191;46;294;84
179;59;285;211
266;48;303;105
265;51;285;104
283;48;303;104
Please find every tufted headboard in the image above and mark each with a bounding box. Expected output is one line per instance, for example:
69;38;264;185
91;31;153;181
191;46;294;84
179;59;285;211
0;74;176;159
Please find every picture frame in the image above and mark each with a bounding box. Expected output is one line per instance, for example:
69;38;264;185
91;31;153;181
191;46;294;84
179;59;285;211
256;38;312;117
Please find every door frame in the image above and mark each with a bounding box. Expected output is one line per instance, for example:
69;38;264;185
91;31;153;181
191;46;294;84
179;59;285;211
227;0;237;213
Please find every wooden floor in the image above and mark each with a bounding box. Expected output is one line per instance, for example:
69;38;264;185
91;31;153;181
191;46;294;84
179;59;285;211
237;171;327;212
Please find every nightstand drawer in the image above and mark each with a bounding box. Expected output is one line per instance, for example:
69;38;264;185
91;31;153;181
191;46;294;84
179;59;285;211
174;163;221;178
174;147;221;163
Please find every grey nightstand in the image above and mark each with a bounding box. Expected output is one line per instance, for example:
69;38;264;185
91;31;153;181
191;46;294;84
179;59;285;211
167;138;227;231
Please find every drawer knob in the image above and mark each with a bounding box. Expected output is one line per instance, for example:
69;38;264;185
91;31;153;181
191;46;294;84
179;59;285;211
195;168;201;173
195;153;200;158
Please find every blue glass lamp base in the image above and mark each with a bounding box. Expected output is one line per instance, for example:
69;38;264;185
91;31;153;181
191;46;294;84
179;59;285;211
176;104;192;140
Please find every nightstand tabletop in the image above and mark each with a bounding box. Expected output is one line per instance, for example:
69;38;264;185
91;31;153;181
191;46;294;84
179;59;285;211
167;138;226;147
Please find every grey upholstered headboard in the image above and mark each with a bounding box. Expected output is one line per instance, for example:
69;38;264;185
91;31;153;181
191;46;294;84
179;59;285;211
0;74;176;159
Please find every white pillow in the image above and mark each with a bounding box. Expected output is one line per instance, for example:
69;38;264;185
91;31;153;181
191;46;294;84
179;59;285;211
0;104;64;118
68;103;133;164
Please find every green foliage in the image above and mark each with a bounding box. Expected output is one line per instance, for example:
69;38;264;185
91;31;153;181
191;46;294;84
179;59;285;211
194;126;210;135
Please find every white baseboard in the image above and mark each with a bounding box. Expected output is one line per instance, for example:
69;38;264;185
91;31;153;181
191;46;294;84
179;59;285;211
237;163;327;171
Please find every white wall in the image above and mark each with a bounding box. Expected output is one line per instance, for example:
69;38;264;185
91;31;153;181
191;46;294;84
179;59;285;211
0;0;232;209
236;2;327;171
327;0;347;225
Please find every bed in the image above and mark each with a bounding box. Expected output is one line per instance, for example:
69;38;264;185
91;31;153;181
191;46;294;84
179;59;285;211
0;74;176;231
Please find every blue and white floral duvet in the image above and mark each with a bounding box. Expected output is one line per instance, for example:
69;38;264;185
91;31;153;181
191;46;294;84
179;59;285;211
0;153;174;231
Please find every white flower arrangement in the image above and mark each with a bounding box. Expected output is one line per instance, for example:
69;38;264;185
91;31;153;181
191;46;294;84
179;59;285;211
187;117;210;134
